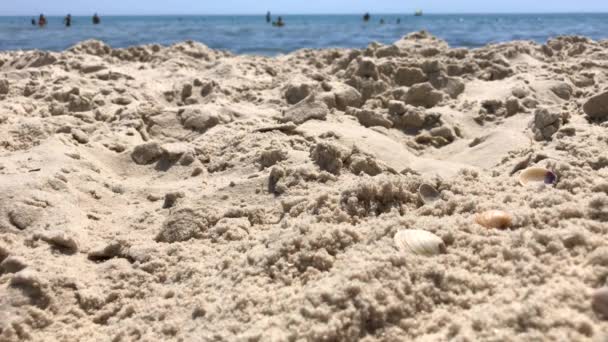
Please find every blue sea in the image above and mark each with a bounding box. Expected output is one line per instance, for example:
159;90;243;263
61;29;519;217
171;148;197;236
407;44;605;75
0;14;607;55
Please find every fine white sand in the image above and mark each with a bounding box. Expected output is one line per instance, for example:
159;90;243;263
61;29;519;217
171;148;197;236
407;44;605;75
1;32;608;341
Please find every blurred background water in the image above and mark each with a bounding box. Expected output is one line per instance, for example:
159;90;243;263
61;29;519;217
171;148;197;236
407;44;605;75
0;13;607;55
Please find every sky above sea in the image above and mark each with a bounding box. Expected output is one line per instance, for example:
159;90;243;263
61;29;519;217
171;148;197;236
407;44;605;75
1;0;608;16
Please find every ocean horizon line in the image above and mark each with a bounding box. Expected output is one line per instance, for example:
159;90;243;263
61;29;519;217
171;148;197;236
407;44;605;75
2;12;608;17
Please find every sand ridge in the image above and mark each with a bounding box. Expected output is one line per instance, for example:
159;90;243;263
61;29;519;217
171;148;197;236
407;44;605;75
0;32;608;340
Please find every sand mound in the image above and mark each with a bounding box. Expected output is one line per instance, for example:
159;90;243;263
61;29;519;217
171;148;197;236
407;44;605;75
1;32;608;340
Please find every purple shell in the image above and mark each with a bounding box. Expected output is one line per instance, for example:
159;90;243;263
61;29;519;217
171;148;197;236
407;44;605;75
544;171;557;185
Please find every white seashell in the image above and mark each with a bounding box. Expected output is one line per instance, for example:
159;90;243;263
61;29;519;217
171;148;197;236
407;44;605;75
518;167;557;187
475;210;513;229
394;229;446;256
418;183;440;204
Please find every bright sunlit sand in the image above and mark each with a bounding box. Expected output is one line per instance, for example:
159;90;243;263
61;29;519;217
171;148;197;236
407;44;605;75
1;1;608;341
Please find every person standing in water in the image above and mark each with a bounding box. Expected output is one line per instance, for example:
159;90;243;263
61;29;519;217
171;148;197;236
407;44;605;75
64;14;72;27
363;13;370;22
93;13;101;25
31;18;36;26
266;11;271;23
272;16;285;27
38;14;47;27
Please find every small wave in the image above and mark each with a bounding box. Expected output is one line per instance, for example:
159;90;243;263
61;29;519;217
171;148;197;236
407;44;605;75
236;46;289;55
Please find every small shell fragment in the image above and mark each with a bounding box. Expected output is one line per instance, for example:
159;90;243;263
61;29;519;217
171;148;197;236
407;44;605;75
394;229;446;256
519;167;557;187
418;183;440;204
475;210;513;229
592;287;608;320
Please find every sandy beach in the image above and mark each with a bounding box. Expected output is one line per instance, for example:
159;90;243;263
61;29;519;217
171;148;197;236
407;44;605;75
1;31;608;340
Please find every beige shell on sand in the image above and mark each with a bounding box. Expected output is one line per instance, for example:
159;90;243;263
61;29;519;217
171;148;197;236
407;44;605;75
418;183;440;204
394;229;446;256
592;287;608;319
519;167;557;186
475;210;513;229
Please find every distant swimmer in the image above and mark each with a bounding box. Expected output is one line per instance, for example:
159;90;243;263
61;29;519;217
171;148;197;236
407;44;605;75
363;13;370;22
93;13;101;25
31;18;36;26
266;11;271;23
380;18;385;25
272;16;285;27
396;18;401;24
64;14;72;27
38;14;47;27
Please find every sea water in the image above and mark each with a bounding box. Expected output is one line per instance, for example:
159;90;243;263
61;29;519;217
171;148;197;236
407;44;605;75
0;13;607;55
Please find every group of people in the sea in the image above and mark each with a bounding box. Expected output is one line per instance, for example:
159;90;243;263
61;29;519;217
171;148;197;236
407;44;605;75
266;11;284;27
32;12;406;29
32;13;101;27
265;11;405;28
364;12;403;24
